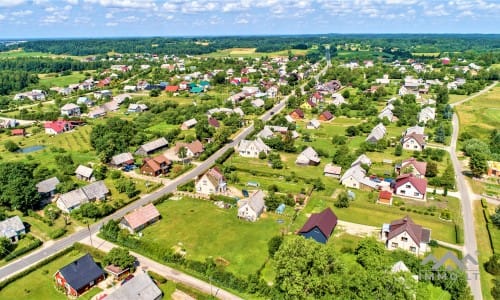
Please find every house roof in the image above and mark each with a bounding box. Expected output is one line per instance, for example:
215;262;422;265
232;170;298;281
401;157;427;176
296;146;320;164
44;120;70;133
395;175;427;195
208;117;220;128
176;140;204;155
340;164;367;183
391;261;410;273
36;177;60;193
352;154;372;167
238;137;270;154
324;163;341;175
405;125;425;136
153;154;170;165
257;126;274;139
182;118;197;127
240;190;265;213
291;109;304;118
165;85;179;92
105;272;162;300
308;119;320;128
366;123;386;142
388;215;431;245
58;188;89;210
81;181;109;200
142;158;161;172
61;103;80;111
11;128;25;135
75;165;94;179
111;152;134;166
320;111;333;120
299;207;338;239
379;190;393;200
137;138;169;154
123;203;160;231
0;216;25;239
403;133;426;147
58;254;104;292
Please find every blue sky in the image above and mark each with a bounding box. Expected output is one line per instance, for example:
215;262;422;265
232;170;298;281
0;0;499;38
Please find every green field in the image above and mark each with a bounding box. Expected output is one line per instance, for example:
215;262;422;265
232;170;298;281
199;48;308;58
0;249;101;300
39;72;87;87
141;197;292;276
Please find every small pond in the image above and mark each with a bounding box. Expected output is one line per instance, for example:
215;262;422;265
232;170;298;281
19;145;45;153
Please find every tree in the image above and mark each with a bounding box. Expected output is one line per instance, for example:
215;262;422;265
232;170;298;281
436;86;449;105
425;161;438;177
178;146;187;163
334;192;350;208
492;206;500;228
90;118;139;162
103;247;135;270
492;277;500;300
469;152;488;177
101;220;120;242
4;140;19;152
394;144;402;156
485;254;500;275
0;237;13;259
440;162;455;189
0;162;41;213
149;89;160;97
264;192;281;211
267;235;283;258
346;126;359;137
355;238;389;271
258;151;267;160
312;178;325;191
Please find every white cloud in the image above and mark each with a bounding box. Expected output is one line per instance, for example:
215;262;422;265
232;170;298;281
181;1;218;14
11;10;32;17
84;0;157;9
235;18;248;24
0;14;5;20
65;0;78;4
0;0;25;7
425;4;449;16
106;22;118;26
105;12;113;18
162;2;177;12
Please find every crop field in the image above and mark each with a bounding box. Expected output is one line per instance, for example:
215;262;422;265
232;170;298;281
39;72;87;87
199;48;308;58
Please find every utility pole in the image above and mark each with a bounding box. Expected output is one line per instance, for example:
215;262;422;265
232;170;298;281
87;223;93;247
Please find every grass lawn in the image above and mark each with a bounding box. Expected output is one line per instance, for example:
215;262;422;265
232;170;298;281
449;94;468;104
473;201;498;300
39;72;87;87
0;249;101;300
0;50;82;59
198;48;308;58
141;197;291;276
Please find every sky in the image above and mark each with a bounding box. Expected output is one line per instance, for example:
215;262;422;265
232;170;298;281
0;0;499;39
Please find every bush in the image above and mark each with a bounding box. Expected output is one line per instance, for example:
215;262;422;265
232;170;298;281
48;228;67;239
215;148;234;164
5;238;42;261
428;240;439;247
148;270;167;284
177;180;195;192
4;140;20;152
485;254;500;275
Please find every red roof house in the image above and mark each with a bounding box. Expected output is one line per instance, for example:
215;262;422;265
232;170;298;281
11;128;25;136
290;109;304;119
319;111;334;121
396;157;427;178
165;85;179;92
394;174;427;200
378;190;393;205
208;117;220;128
120;203;160;233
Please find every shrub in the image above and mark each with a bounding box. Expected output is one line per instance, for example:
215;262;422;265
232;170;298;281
48;228;67;239
428;240;439;247
485;254;500;275
148;270;167;284
5;238;42;261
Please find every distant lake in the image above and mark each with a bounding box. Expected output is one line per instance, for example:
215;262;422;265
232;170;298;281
19;145;45;153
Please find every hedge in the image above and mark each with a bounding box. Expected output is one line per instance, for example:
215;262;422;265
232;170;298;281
48;228;67;240
215;148;235;165
147;270;167;284
5;238;43;261
72;242;106;261
0;245;75;290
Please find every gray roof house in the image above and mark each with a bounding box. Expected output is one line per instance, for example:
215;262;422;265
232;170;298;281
56;181;109;213
378;107;394;122
81;181;110;201
61;103;81;117
257;126;275;139
75;165;95;181
237;190;266;222
295;146;321;166
352;154;372;167
0;216;25;242
366;123;387;143
36;177;60;197
105;272;162;300
135;138;169;156
237;137;271;158
110;152;134;167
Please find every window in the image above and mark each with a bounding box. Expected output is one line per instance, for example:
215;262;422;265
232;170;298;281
401;237;408;242
410;246;417;252
414;192;420;196
400;190;406;194
391;242;398;248
406;184;411;188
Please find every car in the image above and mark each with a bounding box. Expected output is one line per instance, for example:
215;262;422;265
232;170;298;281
270;111;275;115
121;274;134;285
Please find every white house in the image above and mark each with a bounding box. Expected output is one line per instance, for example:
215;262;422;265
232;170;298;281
394;175;427;201
306;119;321;129
75;165;95;181
0;216;26;243
295;147;320;166
56;181;109;213
237;190;266;222
128;103;148;113
418;107;436;124
195;167;227;195
402;133;426;151
378;107;394;122
236;137;270;158
60;103;81;117
366;123;386;143
381;216;431;255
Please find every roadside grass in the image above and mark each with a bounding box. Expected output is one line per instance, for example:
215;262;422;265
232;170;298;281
141;197;291;276
0;249;101;300
449;94;468;104
39;72;87;87
473;201;497;300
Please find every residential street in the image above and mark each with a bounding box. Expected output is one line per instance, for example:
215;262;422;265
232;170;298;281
0;66;328;288
81;235;242;300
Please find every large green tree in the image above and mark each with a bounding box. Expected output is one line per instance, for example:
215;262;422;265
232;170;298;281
103;247;135;270
0;162;41;212
90;117;139;162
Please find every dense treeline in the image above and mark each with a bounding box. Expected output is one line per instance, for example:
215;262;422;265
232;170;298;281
0;57;108;73
3;34;498;57
0;71;38;95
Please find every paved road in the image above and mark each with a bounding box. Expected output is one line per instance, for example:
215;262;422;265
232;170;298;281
0;66;325;283
82;235;242;300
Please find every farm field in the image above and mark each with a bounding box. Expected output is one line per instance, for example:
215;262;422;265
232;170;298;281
199;48;308;58
0;50;82;59
39;72;88;87
0;249;101;300
141;197;292;276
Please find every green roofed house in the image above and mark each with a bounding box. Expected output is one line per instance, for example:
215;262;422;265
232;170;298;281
187;82;197;89
190;86;204;94
200;80;210;87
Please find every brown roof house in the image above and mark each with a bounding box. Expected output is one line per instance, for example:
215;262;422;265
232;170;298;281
402;133;426;152
140;155;172;177
120;203;160;233
395;157;427;178
381;215;431;255
175;140;204;159
75;165;95;182
195;167;227;195
323;163;342;178
319;111;334;121
394;174;427;201
299;208;338;244
290;109;304;120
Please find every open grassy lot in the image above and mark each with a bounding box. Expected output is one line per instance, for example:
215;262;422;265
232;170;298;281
449;94;468;104
0;249;101;300
199;48;308;58
39;72;87;87
141;197;292;276
0;50;80;59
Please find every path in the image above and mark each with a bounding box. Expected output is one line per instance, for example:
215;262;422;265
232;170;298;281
82;235;242;300
121;170;171;185
450;81;497;108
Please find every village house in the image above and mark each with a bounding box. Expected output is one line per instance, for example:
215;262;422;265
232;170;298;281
208;117;220;128
396;157;427;178
378;106;394;122
195;167;227;195
402;132;426;151
289;109;304;120
306;119;321;129
0;216;25;243
123;85;137;92
323;164;342;178
93;90;112;100
180;118;197;130
331;93;346;106
135;138;169;156
140;155;172;177
394;174;427;201
340;164;373;190
60;103;81;117
487;161;500;177
251;99;265;108
77;96;93;106
36;177;60;199
418;106;436;124
352;154;372;167
105;272;162;300
174;140;204;159
11;128;25;136
381;215;431;255
404;125;425;136
56;181;109;213
110;152;135;168
120;203;161;233
75;165;94;181
295;146;321;166
236;137;270;158
301;99;317;110
366;123;387;143
299;207;338;244
319;111;334;121
127;103;148;113
44;120;74;135
378;190;393;205
237;190;266;222
55;254;105;297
